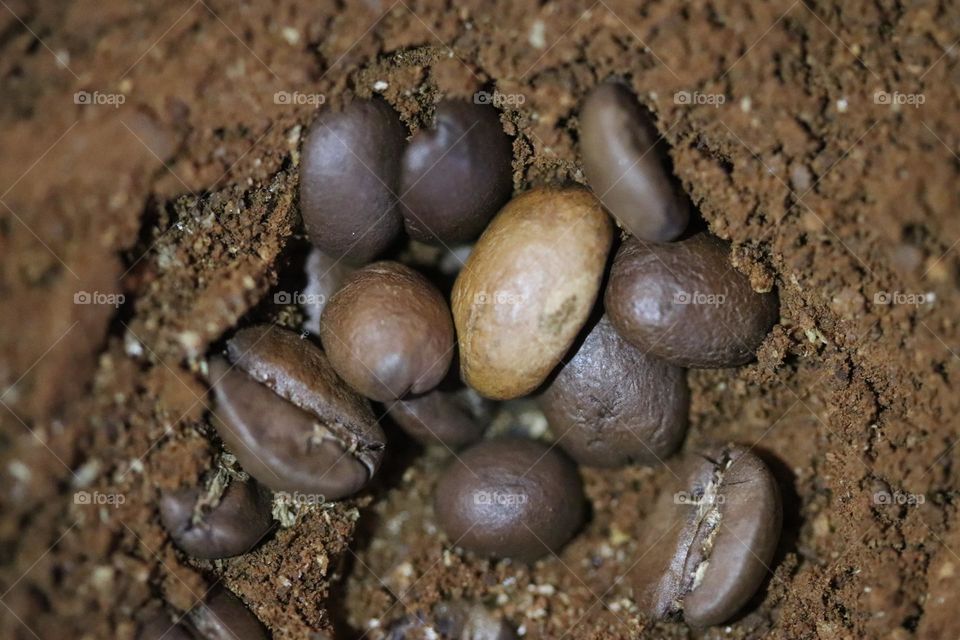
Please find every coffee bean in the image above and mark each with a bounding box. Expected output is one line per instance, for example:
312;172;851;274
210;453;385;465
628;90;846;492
388;382;493;449
540;315;688;467
138;612;193;640
159;476;274;559
302;247;356;335
632;444;781;627
300;98;406;264
452;187;613;399
579;81;689;242
434;438;584;561
185;587;269;640
400;100;513;245
605;233;779;368
210;325;385;499
320;261;454;401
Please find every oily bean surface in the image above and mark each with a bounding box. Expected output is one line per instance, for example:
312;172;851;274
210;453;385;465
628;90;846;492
388;383;493;449
186;587;269;640
399;100;513;245
211;326;384;499
633;444;781;627
540;315;688;467
451;187;613;399
580;81;689;242
159;477;273;559
300;98;405;264
321;261;454;401
434;438;584;562
605;233;779;368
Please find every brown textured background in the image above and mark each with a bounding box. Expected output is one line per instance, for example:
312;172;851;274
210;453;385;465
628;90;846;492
1;0;958;638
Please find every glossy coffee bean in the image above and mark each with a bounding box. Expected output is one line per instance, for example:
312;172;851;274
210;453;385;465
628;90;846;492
210;325;385;499
159;476;274;559
186;587;268;640
605;233;779;368
320;261;454;401
399;100;513;245
138;613;193;640
434;438;584;561
579;82;689;242
633;444;781;627
540;315;688;467
300;98;406;264
452;187;613;399
388;383;493;449
302;247;356;335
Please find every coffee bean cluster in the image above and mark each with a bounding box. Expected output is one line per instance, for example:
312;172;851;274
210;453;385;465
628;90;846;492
144;82;783;638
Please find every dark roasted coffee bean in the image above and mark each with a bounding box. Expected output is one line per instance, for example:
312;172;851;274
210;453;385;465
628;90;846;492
210;325;385;499
388;383;493;449
452;187;613;399
186;587;268;640
605;233;779;368
300;98;406;264
633;444;781;627
434;438;584;561
400;100;513;245
138;612;193;640
159;476;274;559
540;315;688;467
320;261;454;401
302;247;356;335
579;81;689;242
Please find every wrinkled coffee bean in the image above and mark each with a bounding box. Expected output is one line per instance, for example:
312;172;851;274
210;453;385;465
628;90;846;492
321;261;454;401
633;444;781;627
138;612;193;640
186;587;269;640
387;382;493;449
302;247;356;335
210;325;385;499
452;187;613;399
300;98;406;264
400;100;513;245
159;476;274;559
605;233;779;368
540;315;688;467
434;438;584;561
579;81;689;242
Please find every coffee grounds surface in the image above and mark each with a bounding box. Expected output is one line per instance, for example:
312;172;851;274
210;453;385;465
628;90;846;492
1;1;958;638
